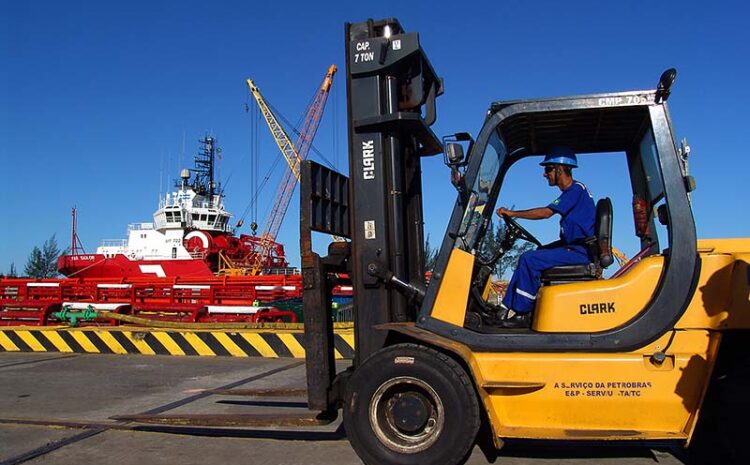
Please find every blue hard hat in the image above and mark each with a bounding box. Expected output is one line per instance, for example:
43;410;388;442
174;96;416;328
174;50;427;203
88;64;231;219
540;147;578;167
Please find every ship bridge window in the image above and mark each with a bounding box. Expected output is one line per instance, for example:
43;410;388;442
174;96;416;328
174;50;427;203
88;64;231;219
168;211;183;223
192;213;199;221
200;214;207;222
208;214;216;225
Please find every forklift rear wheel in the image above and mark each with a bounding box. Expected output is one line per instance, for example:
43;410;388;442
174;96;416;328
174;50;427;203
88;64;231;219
344;343;481;465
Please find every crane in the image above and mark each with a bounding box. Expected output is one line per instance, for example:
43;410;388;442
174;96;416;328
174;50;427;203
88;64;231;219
244;65;337;275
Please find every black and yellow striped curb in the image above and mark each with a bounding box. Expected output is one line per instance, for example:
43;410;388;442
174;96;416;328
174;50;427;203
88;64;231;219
0;327;354;359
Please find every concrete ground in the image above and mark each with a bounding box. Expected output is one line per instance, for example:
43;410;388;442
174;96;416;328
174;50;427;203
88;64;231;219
0;353;690;465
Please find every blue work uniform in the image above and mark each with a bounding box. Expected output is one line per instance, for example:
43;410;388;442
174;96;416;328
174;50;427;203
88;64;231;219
502;182;596;313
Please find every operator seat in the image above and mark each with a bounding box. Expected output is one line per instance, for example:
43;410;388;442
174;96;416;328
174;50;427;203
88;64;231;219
541;198;613;284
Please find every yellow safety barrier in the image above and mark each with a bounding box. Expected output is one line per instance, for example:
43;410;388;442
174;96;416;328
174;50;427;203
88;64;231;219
0;326;355;359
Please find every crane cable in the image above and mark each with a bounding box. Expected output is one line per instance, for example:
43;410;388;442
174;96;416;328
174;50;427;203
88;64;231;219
239;100;282;231
236;95;337;231
267;100;337;170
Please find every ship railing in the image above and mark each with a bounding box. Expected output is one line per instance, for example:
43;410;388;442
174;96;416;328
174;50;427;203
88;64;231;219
263;267;300;276
334;303;354;323
191;197;225;210
188;250;207;259
100;239;128;248
129;223;154;230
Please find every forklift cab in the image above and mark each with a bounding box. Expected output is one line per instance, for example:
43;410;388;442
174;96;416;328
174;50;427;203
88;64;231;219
420;72;700;348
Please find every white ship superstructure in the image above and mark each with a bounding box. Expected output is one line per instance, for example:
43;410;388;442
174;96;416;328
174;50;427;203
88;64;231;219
97;162;233;262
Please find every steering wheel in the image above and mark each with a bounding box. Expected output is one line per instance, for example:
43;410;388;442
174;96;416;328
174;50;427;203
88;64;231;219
501;214;542;247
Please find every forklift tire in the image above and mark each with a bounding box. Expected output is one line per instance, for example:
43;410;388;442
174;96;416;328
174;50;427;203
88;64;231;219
343;343;481;465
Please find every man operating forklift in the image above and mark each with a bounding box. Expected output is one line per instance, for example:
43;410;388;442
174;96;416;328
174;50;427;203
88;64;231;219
495;147;596;327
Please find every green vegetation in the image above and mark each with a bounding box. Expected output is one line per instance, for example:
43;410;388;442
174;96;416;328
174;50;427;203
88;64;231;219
24;235;67;279
424;222;533;278
480;220;535;278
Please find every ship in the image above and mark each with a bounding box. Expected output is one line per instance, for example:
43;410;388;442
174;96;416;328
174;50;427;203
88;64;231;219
57;136;292;279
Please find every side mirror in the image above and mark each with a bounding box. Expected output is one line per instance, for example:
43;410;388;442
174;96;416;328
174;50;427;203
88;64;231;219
442;132;473;166
444;142;466;193
445;142;464;166
442;133;473;198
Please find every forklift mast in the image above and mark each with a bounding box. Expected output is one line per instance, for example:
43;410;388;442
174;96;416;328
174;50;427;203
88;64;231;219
299;18;443;411
344;18;443;358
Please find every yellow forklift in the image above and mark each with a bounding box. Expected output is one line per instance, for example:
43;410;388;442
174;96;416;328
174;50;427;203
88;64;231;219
121;17;749;465
296;17;750;465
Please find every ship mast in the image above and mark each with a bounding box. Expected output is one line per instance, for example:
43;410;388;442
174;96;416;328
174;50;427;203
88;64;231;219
70;207;86;255
189;136;221;206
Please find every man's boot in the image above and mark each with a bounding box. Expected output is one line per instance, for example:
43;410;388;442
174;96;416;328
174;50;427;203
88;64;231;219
498;310;531;328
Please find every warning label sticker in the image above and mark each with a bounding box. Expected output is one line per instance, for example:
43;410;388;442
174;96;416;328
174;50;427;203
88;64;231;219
364;220;376;240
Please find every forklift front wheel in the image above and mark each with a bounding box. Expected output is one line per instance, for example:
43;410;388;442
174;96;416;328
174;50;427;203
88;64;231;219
343;343;481;465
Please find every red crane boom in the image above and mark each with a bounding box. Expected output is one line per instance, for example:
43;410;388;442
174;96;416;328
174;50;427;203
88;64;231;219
246;65;337;275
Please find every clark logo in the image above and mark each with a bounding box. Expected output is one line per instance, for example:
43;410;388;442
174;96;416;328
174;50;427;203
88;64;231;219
362;140;375;180
580;302;615;314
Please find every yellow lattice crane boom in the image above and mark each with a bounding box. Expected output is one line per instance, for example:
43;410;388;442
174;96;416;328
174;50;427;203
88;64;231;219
245;65;337;275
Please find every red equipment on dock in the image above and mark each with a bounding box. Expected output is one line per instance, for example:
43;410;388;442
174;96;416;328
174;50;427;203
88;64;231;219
0;275;309;326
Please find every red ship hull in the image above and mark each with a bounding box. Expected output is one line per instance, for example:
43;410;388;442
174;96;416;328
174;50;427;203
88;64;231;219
57;254;213;279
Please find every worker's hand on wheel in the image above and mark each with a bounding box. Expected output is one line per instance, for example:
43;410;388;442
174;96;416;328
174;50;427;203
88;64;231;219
496;207;512;217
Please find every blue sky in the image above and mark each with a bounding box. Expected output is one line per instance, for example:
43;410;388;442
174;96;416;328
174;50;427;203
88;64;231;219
1;0;748;273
